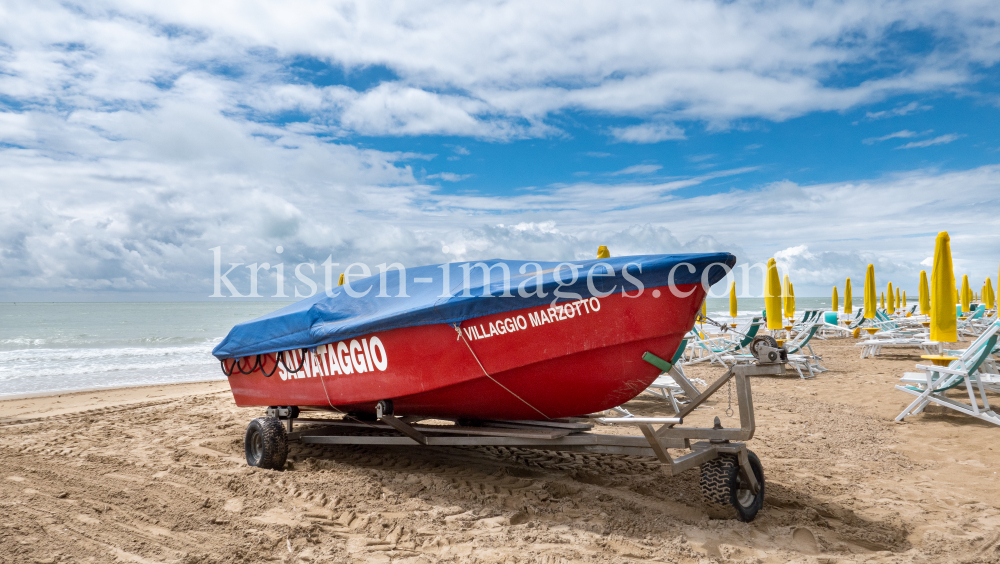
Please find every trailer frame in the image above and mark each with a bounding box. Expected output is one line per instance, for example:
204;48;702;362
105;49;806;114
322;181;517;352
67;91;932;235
246;355;785;522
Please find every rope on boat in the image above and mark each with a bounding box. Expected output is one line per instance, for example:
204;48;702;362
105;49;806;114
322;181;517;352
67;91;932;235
237;355;261;374
219;348;307;378
453;324;551;420
260;352;280;377
279;349;308;373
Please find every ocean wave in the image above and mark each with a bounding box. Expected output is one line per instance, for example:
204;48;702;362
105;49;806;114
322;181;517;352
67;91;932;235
0;335;220;350
0;344;214;363
0;343;226;383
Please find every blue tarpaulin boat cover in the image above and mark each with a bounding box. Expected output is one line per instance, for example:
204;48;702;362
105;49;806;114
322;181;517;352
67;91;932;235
213;253;736;359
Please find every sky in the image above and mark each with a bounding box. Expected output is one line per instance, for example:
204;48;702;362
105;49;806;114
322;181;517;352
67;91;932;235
1;0;999;301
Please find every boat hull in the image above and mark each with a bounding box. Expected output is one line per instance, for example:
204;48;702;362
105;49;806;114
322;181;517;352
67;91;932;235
225;284;705;420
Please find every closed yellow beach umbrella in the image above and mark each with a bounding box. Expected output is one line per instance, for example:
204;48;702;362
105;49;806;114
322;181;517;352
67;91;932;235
729;281;738;321
765;258;783;330
832;286;839;313
782;274;792;322
338;273;345;286
789;282;796;320
919;271;930;315
864;264;876;319
961;275;971;313
987;278;996;309
880;292;885;310
844;278;853;314
596;245;610;259
903;290;907;308
930;232;957;342
887;282;895;314
896;287;901;309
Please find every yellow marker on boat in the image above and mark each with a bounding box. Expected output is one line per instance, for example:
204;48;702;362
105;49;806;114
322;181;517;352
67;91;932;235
844;277;852;314
930;232;957;342
765;258;783;331
596;245;610;259
961;274;971;313
832;286;839;313
887;282;895;314
729;281;738;323
864;264;876;319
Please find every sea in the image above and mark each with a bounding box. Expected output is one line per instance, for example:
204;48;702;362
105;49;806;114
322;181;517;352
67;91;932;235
0;302;291;399
0;297;837;398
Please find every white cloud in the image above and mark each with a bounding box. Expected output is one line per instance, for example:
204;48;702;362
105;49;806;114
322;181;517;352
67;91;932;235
426;172;473;182
1;1;997;140
608;123;685;144
608;164;663;175
1;1;999;299
862;129;923;144
864;101;933;121
896;133;965;149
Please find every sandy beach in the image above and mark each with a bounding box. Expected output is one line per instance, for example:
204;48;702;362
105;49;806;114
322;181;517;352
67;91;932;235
3;336;1000;564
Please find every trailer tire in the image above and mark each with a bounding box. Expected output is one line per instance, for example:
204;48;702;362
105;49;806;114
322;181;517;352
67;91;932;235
700;451;764;522
245;417;288;470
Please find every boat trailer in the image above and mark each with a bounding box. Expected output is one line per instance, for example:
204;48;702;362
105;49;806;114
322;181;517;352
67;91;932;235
242;340;787;522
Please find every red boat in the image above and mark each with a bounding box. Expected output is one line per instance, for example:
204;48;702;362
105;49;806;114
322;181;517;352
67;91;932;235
223;286;705;420
217;253;777;523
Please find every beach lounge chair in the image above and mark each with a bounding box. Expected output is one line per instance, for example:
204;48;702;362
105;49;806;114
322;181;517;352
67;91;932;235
846;308;866;330
684;317;763;366
816;311;853;337
857;333;937;359
782;321;827;376
793;310;822;329
958;308;986;339
894;321;1000;425
867;310;924;337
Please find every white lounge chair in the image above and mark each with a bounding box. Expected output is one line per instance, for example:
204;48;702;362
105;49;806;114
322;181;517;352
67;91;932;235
957;308;986;339
895;321;1000;425
682;317;764;367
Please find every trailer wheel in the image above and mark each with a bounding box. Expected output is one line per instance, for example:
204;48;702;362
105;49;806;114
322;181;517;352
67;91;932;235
700;451;764;521
245;417;288;470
